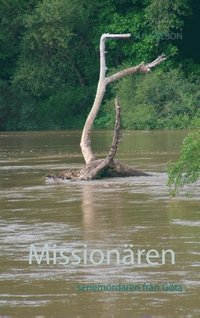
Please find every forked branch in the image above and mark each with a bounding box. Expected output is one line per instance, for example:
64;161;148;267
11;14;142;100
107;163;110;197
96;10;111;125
78;97;122;180
80;33;166;164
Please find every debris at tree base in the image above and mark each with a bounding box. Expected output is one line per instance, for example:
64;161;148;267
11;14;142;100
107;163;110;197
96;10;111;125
45;160;149;182
45;168;79;181
78;159;150;180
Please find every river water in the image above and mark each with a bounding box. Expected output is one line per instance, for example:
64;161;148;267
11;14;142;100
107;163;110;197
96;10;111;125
0;130;199;317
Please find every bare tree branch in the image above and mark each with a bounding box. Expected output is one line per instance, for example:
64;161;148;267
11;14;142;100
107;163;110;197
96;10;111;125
107;97;121;161
106;54;167;84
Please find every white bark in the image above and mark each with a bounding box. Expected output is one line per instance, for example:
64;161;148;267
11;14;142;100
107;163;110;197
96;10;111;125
80;33;166;164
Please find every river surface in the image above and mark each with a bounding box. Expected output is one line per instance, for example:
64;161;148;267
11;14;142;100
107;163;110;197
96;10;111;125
0;130;199;318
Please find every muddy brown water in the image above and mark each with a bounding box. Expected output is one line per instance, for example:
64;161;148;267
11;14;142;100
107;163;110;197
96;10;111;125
0;130;199;318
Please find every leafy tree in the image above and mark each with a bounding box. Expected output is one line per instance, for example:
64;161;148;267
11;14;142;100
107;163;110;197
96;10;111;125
12;0;95;97
168;131;200;196
0;0;40;130
145;0;190;33
0;0;199;130
96;68;200;130
0;0;38;80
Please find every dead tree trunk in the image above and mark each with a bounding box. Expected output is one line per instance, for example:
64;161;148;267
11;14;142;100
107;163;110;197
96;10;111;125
46;33;166;182
80;33;166;165
78;97;148;180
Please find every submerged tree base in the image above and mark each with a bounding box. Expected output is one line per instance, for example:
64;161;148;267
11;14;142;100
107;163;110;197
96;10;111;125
45;98;150;182
45;159;149;182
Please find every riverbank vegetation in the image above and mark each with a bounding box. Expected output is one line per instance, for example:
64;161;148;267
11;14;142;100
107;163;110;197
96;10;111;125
168;131;200;196
0;0;200;131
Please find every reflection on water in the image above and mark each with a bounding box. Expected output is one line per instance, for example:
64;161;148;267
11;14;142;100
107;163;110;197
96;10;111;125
0;130;199;317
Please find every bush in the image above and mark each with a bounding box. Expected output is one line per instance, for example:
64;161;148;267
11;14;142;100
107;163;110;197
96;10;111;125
167;131;200;196
0;81;94;130
122;104;157;130
0;80;21;130
36;86;94;129
96;68;200;130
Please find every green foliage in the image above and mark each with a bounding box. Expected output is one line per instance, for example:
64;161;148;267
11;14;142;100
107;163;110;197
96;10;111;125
191;110;200;128
0;80;39;130
93;0;182;65
122;104;157;130
97;68;200;130
145;0;190;33
0;80;19;130
12;0;93;97
0;0;199;131
0;0;38;80
36;86;94;129
167;131;200;196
